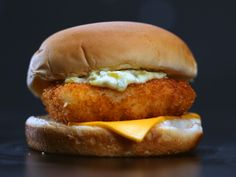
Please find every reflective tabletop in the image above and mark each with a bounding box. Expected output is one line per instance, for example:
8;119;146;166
0;140;235;177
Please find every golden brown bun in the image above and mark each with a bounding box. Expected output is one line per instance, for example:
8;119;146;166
27;21;197;97
25;115;202;157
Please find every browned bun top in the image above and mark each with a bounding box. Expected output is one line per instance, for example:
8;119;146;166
27;21;197;97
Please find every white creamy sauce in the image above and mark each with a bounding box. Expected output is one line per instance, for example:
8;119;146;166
65;70;167;91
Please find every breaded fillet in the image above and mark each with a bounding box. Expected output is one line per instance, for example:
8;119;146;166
41;79;196;123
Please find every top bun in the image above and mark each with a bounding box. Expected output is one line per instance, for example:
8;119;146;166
27;21;197;97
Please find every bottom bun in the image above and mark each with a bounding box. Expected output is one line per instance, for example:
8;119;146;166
25;116;203;157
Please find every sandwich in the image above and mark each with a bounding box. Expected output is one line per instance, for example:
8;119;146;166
26;21;203;156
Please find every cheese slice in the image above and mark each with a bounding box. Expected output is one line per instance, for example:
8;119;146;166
68;113;200;142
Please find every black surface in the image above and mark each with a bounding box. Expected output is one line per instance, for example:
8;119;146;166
0;141;235;177
0;0;236;176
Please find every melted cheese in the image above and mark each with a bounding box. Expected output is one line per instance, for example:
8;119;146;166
65;70;167;91
68;113;200;142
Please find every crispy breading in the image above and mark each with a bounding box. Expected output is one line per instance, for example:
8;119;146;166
41;79;196;123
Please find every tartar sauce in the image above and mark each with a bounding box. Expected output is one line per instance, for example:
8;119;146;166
65;70;167;91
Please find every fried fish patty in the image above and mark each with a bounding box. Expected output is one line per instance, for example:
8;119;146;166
41;79;196;123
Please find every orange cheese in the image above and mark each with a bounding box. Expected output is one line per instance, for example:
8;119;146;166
68;113;200;142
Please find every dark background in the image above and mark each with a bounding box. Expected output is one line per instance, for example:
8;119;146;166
1;1;236;177
0;0;236;147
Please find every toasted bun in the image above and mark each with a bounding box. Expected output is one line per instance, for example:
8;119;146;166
27;21;197;97
25;116;202;157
